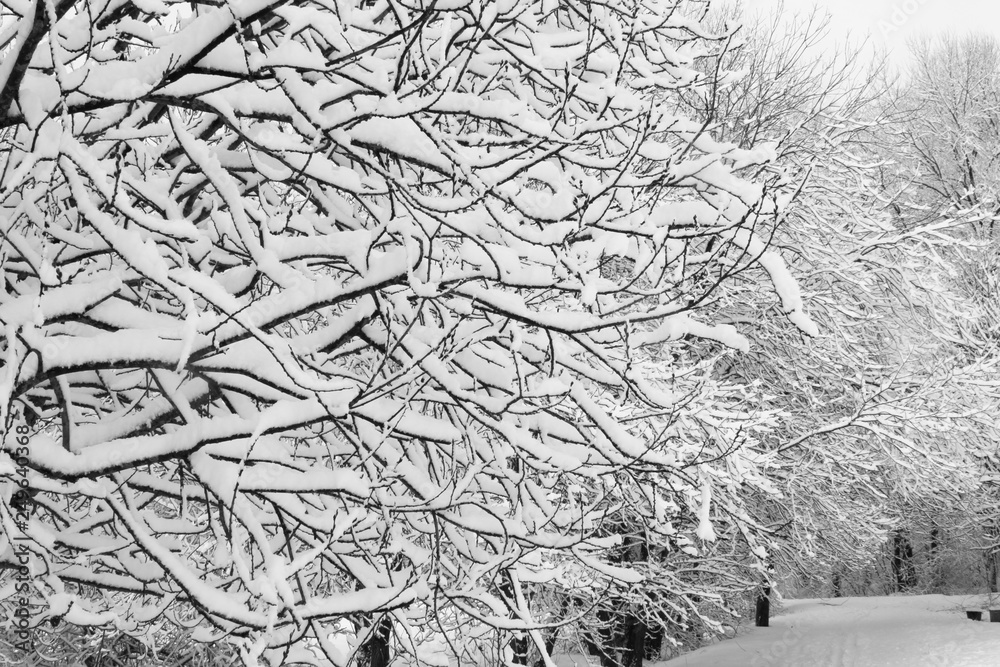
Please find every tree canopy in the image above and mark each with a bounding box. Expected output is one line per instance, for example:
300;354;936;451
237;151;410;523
2;1;1000;666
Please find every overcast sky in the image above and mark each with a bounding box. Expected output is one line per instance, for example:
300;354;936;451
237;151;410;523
740;0;1000;59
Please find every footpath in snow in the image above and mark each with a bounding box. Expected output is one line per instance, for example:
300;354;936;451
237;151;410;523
658;594;1000;667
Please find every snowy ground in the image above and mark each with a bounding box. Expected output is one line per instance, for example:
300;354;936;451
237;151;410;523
651;594;1000;667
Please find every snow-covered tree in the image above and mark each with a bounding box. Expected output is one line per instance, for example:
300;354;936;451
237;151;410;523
676;5;1000;602
882;32;1000;596
0;0;821;664
889;33;1000;233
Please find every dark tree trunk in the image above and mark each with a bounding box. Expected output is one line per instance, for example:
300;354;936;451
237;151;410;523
988;550;999;594
581;531;675;667
832;571;842;598
511;634;529;665
500;571;530;665
531;628;561;667
755;586;770;627
903;540;916;589
928;527;942;592
358;616;392;667
644;621;664;661
621;615;646;667
583;608;619;667
861;566;872;596
892;530;917;592
986;524;1000;594
532;598;568;667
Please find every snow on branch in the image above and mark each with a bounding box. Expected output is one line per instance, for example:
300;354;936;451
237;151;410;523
0;0;808;663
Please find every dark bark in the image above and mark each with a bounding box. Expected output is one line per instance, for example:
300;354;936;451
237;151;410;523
532;597;569;667
621;616;646;667
644;622;664;661
891;530;917;592
0;0;76;121
618;533;649;667
928;527;942;592
358;616;392;667
988;550;999;594
832;571;842;598
986;524;999;594
499;569;532;665
583;609;619;667
583;531;653;667
531;625;562;667
755;586;770;627
510;634;529;666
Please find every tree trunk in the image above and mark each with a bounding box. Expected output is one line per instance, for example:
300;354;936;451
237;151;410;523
892;530;917;592
832;571;842;598
358;616;392;667
988;550;999;594
644;622;664;661
621;615;646;667
532;598;568;667
583;608;619;667
500;571;530;665
986;524;1000;594
511;634;529;666
586;532;651;667
755;586;771;627
531;629;561;667
928;527;942;592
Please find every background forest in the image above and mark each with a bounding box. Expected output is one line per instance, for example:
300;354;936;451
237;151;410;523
0;0;999;665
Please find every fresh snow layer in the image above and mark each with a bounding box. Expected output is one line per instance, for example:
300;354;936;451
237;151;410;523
649;595;1000;667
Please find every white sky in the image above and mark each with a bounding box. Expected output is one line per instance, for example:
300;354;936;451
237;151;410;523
741;0;1000;60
